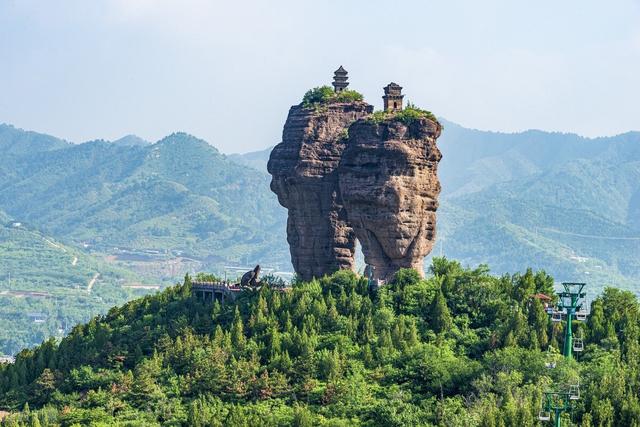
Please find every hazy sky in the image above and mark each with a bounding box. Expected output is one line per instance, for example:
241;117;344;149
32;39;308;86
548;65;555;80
1;0;639;152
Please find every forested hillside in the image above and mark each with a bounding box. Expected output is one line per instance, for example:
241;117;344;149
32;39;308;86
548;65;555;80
0;125;288;355
0;128;287;271
1;260;639;426
436;122;640;290
0;215;149;355
0;125;69;156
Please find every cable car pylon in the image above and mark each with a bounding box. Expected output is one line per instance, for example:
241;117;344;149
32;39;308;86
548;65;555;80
538;282;588;425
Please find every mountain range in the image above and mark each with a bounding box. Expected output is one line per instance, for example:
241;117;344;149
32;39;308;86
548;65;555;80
2;120;638;289
0;124;288;272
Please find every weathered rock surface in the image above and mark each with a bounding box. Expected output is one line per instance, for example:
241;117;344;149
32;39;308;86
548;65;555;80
339;117;442;281
267;102;373;281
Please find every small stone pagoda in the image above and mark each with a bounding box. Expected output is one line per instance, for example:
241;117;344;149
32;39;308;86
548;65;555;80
383;82;404;112
332;66;349;92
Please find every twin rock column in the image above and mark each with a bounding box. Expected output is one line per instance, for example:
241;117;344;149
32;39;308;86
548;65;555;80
267;100;442;282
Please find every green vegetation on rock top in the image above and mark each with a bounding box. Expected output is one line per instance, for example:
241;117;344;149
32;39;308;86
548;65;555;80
301;86;364;108
367;102;438;125
1;260;639;426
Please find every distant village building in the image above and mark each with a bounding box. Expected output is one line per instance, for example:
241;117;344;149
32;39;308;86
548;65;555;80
0;355;15;364
332;66;349;92
383;82;404;112
27;312;47;323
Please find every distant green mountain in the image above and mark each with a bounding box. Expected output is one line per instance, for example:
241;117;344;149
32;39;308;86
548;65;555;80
232;120;640;293
227;146;273;173
436;119;640;198
0;131;288;273
112;134;151;147
433;122;640;292
0;129;289;354
0;123;69;156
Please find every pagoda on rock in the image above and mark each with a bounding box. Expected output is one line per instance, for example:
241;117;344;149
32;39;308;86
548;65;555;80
332;66;349;92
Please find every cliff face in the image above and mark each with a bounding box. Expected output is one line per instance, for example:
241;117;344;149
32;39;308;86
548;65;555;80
268;96;442;282
267;102;373;281
339;117;442;281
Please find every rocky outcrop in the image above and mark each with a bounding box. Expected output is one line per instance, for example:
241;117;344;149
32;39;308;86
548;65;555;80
268;92;442;282
339;117;442;281
267;102;373;281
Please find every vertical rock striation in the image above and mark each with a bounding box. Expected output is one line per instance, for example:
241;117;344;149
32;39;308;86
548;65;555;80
267;102;373;281
339;117;442;281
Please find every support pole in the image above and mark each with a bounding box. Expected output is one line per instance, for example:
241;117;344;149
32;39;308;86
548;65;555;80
563;308;573;359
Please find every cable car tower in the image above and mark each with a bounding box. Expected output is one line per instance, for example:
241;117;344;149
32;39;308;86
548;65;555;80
539;282;588;425
549;282;588;358
538;385;580;427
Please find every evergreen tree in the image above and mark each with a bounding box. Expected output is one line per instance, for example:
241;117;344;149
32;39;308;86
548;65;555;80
231;307;246;351
430;289;452;334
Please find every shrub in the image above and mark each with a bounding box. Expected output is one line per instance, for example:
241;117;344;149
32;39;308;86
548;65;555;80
366;102;439;125
261;273;287;288
302;86;335;107
301;86;364;107
335;89;364;103
396;102;438;124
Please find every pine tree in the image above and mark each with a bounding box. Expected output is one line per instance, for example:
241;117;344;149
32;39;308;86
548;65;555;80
28;413;41;427
213;325;225;347
325;292;340;330
279;350;293;373
33;368;56;405
588;299;607;343
267;326;281;360
430;289;452;334
231;307;246;351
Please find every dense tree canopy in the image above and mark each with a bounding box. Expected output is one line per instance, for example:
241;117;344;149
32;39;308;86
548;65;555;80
1;258;639;426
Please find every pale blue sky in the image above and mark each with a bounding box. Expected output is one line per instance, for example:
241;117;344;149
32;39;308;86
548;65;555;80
1;0;639;152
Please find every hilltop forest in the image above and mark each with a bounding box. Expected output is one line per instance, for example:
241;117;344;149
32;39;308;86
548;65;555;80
1;259;640;426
